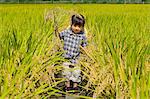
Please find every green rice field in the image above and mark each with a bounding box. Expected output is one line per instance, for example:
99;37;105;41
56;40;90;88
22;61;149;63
0;4;150;98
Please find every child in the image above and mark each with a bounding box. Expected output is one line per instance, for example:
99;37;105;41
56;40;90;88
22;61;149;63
59;14;87;93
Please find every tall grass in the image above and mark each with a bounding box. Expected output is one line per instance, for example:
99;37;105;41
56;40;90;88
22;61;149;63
0;4;150;98
80;4;150;98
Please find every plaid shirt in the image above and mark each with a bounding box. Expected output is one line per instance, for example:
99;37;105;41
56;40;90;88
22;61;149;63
59;28;87;64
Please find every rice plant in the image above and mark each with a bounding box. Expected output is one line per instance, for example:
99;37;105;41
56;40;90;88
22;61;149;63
0;4;150;99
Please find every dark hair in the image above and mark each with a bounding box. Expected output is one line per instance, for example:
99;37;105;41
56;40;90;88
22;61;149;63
71;14;85;27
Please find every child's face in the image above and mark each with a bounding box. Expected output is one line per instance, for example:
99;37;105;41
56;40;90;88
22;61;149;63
71;24;83;34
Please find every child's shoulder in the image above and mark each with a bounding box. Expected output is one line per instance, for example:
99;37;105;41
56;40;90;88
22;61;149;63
61;27;71;33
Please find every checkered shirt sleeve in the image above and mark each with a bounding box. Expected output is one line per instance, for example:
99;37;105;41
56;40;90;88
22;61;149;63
81;34;88;47
59;30;66;40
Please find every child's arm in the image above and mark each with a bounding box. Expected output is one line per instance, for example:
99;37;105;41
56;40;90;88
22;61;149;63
81;35;88;47
80;35;88;54
59;30;65;40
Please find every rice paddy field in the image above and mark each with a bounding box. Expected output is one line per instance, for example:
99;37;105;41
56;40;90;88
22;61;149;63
0;4;150;98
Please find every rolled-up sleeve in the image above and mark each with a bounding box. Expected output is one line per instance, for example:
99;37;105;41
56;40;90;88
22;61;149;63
59;30;65;40
81;35;88;47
